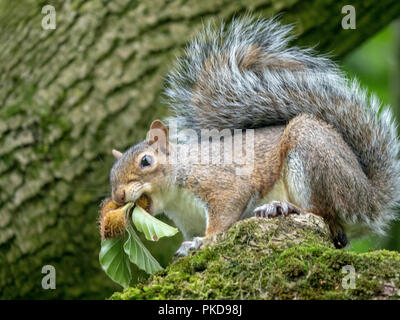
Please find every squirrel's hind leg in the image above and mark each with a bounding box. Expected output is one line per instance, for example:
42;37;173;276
325;216;348;249
277;114;361;249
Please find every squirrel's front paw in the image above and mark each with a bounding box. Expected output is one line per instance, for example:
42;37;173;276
254;201;302;218
174;237;203;257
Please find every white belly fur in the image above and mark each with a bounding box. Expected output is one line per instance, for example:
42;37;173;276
150;186;208;240
239;177;291;221
241;161;306;220
261;177;290;204
257;156;312;212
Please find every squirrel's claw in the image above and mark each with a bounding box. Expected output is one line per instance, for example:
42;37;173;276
174;237;203;257
254;201;302;218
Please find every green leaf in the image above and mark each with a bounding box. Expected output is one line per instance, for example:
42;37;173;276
99;204;177;282
132;205;179;241
123;225;163;275
99;233;132;288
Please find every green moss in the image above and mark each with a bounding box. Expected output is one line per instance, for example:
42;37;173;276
110;216;400;300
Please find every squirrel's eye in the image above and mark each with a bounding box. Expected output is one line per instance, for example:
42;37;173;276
140;155;152;168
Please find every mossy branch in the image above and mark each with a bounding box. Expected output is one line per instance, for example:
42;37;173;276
111;214;400;300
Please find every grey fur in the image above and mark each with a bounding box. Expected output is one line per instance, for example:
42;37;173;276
164;16;400;234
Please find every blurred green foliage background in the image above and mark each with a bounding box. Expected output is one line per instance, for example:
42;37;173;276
343;21;400;253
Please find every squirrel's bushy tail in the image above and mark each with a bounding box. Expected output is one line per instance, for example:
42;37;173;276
164;16;400;233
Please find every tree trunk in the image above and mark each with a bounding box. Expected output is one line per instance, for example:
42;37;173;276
1;0;399;299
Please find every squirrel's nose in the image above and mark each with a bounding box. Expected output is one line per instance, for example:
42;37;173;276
113;189;126;205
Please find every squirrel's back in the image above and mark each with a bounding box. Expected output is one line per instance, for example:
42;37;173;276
164;16;400;234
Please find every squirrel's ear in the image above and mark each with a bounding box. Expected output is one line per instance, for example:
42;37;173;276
112;149;123;160
147;120;169;145
149;120;168;138
147;120;169;153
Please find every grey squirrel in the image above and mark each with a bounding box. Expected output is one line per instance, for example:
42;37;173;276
105;17;400;255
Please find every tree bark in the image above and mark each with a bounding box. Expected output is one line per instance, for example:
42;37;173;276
1;0;400;299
